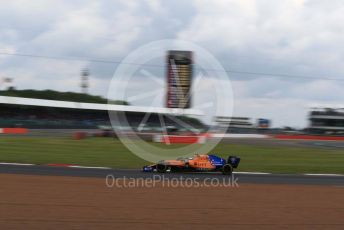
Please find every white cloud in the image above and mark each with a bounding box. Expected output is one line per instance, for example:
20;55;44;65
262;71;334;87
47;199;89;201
0;0;343;127
233;97;310;128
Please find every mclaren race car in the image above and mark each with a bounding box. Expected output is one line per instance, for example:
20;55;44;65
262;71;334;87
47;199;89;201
143;154;240;175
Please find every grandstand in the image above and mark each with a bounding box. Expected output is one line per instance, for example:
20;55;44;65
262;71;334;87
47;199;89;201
0;89;204;131
214;116;272;134
308;108;344;135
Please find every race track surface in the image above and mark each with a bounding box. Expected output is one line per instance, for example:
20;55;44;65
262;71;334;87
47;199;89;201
1;164;343;185
1;173;344;230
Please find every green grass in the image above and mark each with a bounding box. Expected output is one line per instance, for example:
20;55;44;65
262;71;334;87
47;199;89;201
212;144;344;174
0;137;343;174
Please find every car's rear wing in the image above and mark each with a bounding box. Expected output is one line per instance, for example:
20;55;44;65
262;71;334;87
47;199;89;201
228;156;241;168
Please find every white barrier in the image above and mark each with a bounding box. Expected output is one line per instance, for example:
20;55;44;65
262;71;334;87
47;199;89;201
211;133;269;139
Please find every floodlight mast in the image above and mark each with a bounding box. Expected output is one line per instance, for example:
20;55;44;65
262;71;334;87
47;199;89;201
81;68;89;94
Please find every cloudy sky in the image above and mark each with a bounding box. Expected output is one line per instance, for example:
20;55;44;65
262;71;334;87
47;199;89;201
1;0;344;128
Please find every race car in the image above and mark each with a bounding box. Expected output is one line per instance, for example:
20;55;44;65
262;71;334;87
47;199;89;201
143;154;240;175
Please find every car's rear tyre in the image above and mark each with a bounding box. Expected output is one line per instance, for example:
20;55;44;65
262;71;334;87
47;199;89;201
157;164;167;173
222;164;233;175
182;162;190;172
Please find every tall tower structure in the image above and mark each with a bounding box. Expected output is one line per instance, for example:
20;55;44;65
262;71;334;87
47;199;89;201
1;77;14;90
166;51;193;109
81;68;89;94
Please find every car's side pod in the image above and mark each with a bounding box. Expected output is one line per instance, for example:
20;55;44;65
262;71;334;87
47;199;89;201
227;156;240;168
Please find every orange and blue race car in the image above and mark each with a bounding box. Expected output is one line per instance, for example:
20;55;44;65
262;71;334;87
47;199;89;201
143;154;240;175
